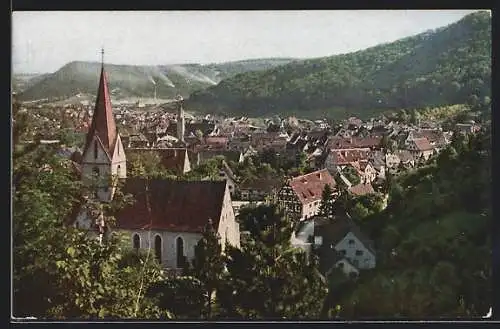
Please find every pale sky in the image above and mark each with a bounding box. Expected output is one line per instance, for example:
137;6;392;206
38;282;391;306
12;10;479;74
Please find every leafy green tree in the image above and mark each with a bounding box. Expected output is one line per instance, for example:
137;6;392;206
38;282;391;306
342;166;361;186
217;205;328;319
318;184;335;219
146;276;205;319
184;156;225;181
13;147;169;319
341;128;491;318
128;151;176;179
184;220;225;319
237;204;294;245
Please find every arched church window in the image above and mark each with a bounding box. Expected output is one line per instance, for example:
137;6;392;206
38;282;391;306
117;165;121;177
94;140;98;159
93;167;100;177
176;236;184;268
133;233;140;251
154;235;162;264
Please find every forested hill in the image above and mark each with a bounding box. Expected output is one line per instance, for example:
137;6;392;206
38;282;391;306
16;58;298;101
187;11;491;118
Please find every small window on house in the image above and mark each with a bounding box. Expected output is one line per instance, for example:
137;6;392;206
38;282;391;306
349;271;358;279
75;222;80;229
117;165;121;177
355;250;363;256
337;262;344;268
133;234;140;251
93;167;99;178
348;239;355;245
314;236;323;245
154;235;162;263
94;140;98;159
176;237;184;268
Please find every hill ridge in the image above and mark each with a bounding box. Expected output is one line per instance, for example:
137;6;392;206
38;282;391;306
186;11;491;119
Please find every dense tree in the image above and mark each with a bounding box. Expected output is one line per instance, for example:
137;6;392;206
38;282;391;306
338;128;491;318
342;166;361;186
318;184;336;219
127;151;177;179
147;276;206;319
13;144;169;319
217;205;328;319
184;220;226;319
184;156;226;181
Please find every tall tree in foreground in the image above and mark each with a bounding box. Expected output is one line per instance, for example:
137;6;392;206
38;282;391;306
318;184;335;219
184;219;225;319
217;204;328;319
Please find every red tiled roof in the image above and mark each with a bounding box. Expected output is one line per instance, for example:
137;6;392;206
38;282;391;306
204;136;229;146
349;182;375;196
412;137;433;151
412;129;446;144
83;66;118;157
329;148;371;165
116;178;227;233
329;136;382;150
289;169;336;205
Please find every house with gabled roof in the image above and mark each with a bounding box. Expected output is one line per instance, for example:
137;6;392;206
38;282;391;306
324;148;371;174
348;160;377;184
406;137;434;161
277;169;337;221
291;215;376;277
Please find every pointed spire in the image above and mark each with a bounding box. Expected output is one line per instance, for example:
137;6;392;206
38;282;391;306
83;51;117;157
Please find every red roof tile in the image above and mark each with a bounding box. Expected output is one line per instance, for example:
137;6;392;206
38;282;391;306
329;136;382;150
116;178;227;233
289;169;336;205
412;137;433;151
349;182;375;196
329;148;371;165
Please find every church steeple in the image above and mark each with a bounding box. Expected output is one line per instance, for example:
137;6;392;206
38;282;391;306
83;49;118;157
80;49;127;203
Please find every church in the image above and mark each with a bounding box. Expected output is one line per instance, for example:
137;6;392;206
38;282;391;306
70;56;240;270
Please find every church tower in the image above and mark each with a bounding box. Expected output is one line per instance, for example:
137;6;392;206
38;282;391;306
81;49;127;202
176;95;185;143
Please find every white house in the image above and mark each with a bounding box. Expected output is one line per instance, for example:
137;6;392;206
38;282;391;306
291;216;376;277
